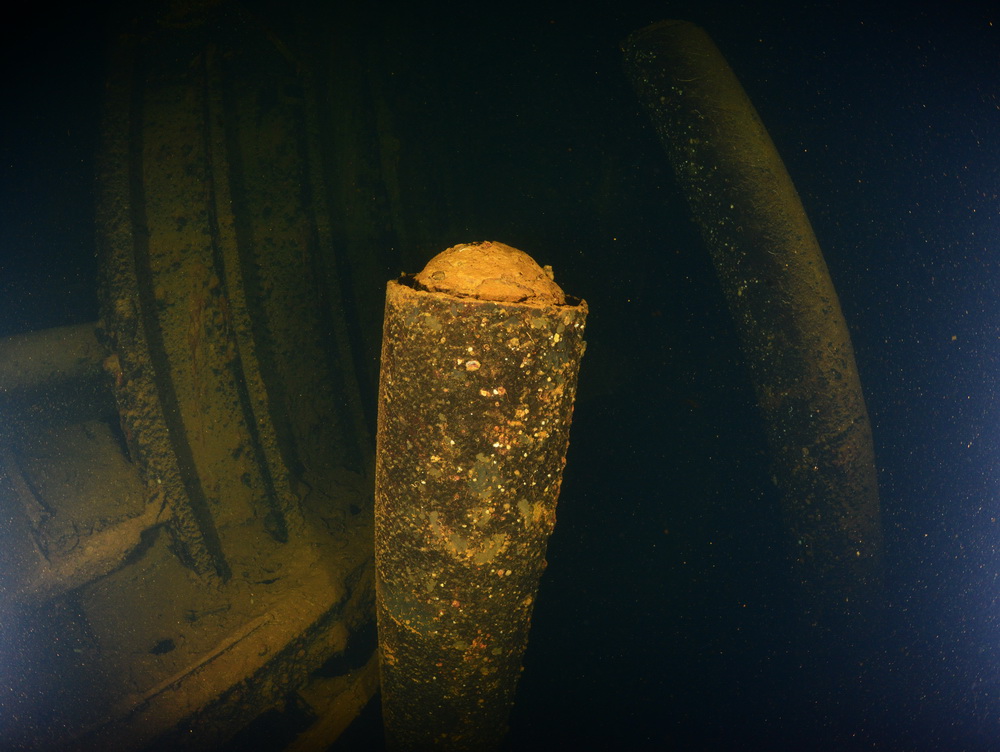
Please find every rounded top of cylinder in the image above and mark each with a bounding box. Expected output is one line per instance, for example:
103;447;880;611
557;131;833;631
413;241;567;305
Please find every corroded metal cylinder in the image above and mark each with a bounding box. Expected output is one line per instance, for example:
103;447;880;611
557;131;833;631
375;241;587;750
